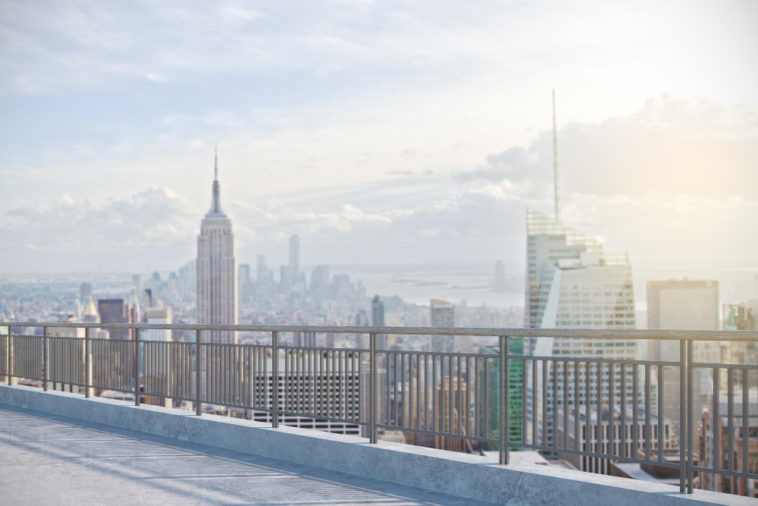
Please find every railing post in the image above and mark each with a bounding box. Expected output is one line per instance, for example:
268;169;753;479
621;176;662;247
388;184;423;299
271;331;279;428
500;335;509;465
134;328;140;407
43;326;48;391
369;332;377;444
679;338;686;493
195;329;202;416
84;327;90;398
686;339;694;494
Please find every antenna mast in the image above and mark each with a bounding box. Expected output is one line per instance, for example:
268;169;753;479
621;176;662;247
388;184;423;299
552;88;559;222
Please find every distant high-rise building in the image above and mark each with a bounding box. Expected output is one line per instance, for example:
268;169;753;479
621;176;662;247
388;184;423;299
526;208;638;449
372;295;385;327
196;150;237;344
494;260;507;292
98;298;128;339
310;265;330;296
279;265;292;289
647;279;719;331
129;283;141;323
697;399;758;496
723;301;758;369
256;255;267;282
143;289;153;308
144;306;172;342
79;282;92;302
82;296;99;323
480;344;524;447
430;299;454;353
239;264;250;287
174;260;195;301
525;208;603;330
244;356;361;436
289;235;300;286
238;264;251;303
132;274;142;300
332;274;353;298
372;295;386;350
647;279;719;435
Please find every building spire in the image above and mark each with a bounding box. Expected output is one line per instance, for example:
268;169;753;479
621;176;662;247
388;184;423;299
211;146;222;214
552;88;560;223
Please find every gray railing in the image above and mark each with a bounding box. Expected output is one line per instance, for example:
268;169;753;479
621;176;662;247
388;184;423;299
1;322;756;496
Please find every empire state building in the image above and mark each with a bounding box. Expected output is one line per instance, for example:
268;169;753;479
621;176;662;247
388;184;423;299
196;150;237;343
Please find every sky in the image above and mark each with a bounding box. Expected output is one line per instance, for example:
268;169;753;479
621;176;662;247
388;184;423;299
1;0;757;296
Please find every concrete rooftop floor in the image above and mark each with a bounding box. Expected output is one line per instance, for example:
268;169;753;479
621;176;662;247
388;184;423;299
0;405;490;505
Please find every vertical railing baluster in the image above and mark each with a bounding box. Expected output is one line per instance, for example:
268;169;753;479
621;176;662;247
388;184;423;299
620;362;626;458
727;368;734;474
43;327;48;391
686;339;694;494
633;363;639;456
645;364;651;460
500;335;509;465
532;359;537;447
543;359;548;447
657;364;663;461
679;339;686;493
134;328;140;406
85;327;90;398
464;355;469;438
574;361;580;451
563;359;568;450
522;357;528;447
743;367;749;485
609;361;614;458
6;328;11;386
713;366;720;472
272;331;279;428
369;332;377;444
195;329;202;416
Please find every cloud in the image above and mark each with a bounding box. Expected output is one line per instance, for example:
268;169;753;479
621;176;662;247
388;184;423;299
1;94;757;276
0;188;198;271
455;96;758;199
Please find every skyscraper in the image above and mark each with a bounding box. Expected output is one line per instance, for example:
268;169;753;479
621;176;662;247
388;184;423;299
371;295;386;350
289;234;300;286
524;208;603;330
238;264;251;304
79;282;92;302
525;208;638;446
196;150;237;343
647;279;719;433
430;299;454;353
98;298;128;339
256;254;267;282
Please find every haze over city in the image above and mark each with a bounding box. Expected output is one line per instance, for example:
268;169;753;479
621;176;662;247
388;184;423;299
1;0;757;307
3;2;758;503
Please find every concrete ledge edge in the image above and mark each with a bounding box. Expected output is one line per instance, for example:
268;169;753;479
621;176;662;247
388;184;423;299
0;385;749;506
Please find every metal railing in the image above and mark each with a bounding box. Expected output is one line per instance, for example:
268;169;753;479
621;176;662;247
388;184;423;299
0;322;756;496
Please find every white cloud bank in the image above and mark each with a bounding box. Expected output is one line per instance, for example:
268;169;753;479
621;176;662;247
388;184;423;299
0;97;756;277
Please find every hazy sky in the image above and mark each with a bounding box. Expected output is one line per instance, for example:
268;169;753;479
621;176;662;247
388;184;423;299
1;0;757;281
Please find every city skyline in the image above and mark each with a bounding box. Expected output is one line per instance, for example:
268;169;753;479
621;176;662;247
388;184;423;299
1;2;757;501
1;1;757;283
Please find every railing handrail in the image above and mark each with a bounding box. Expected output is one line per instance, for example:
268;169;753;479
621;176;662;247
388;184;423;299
1;321;757;341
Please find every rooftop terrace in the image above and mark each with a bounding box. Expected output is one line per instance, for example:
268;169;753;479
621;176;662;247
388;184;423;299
1;322;757;504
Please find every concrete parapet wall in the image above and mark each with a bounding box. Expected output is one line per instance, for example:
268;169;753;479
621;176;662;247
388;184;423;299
0;385;748;506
